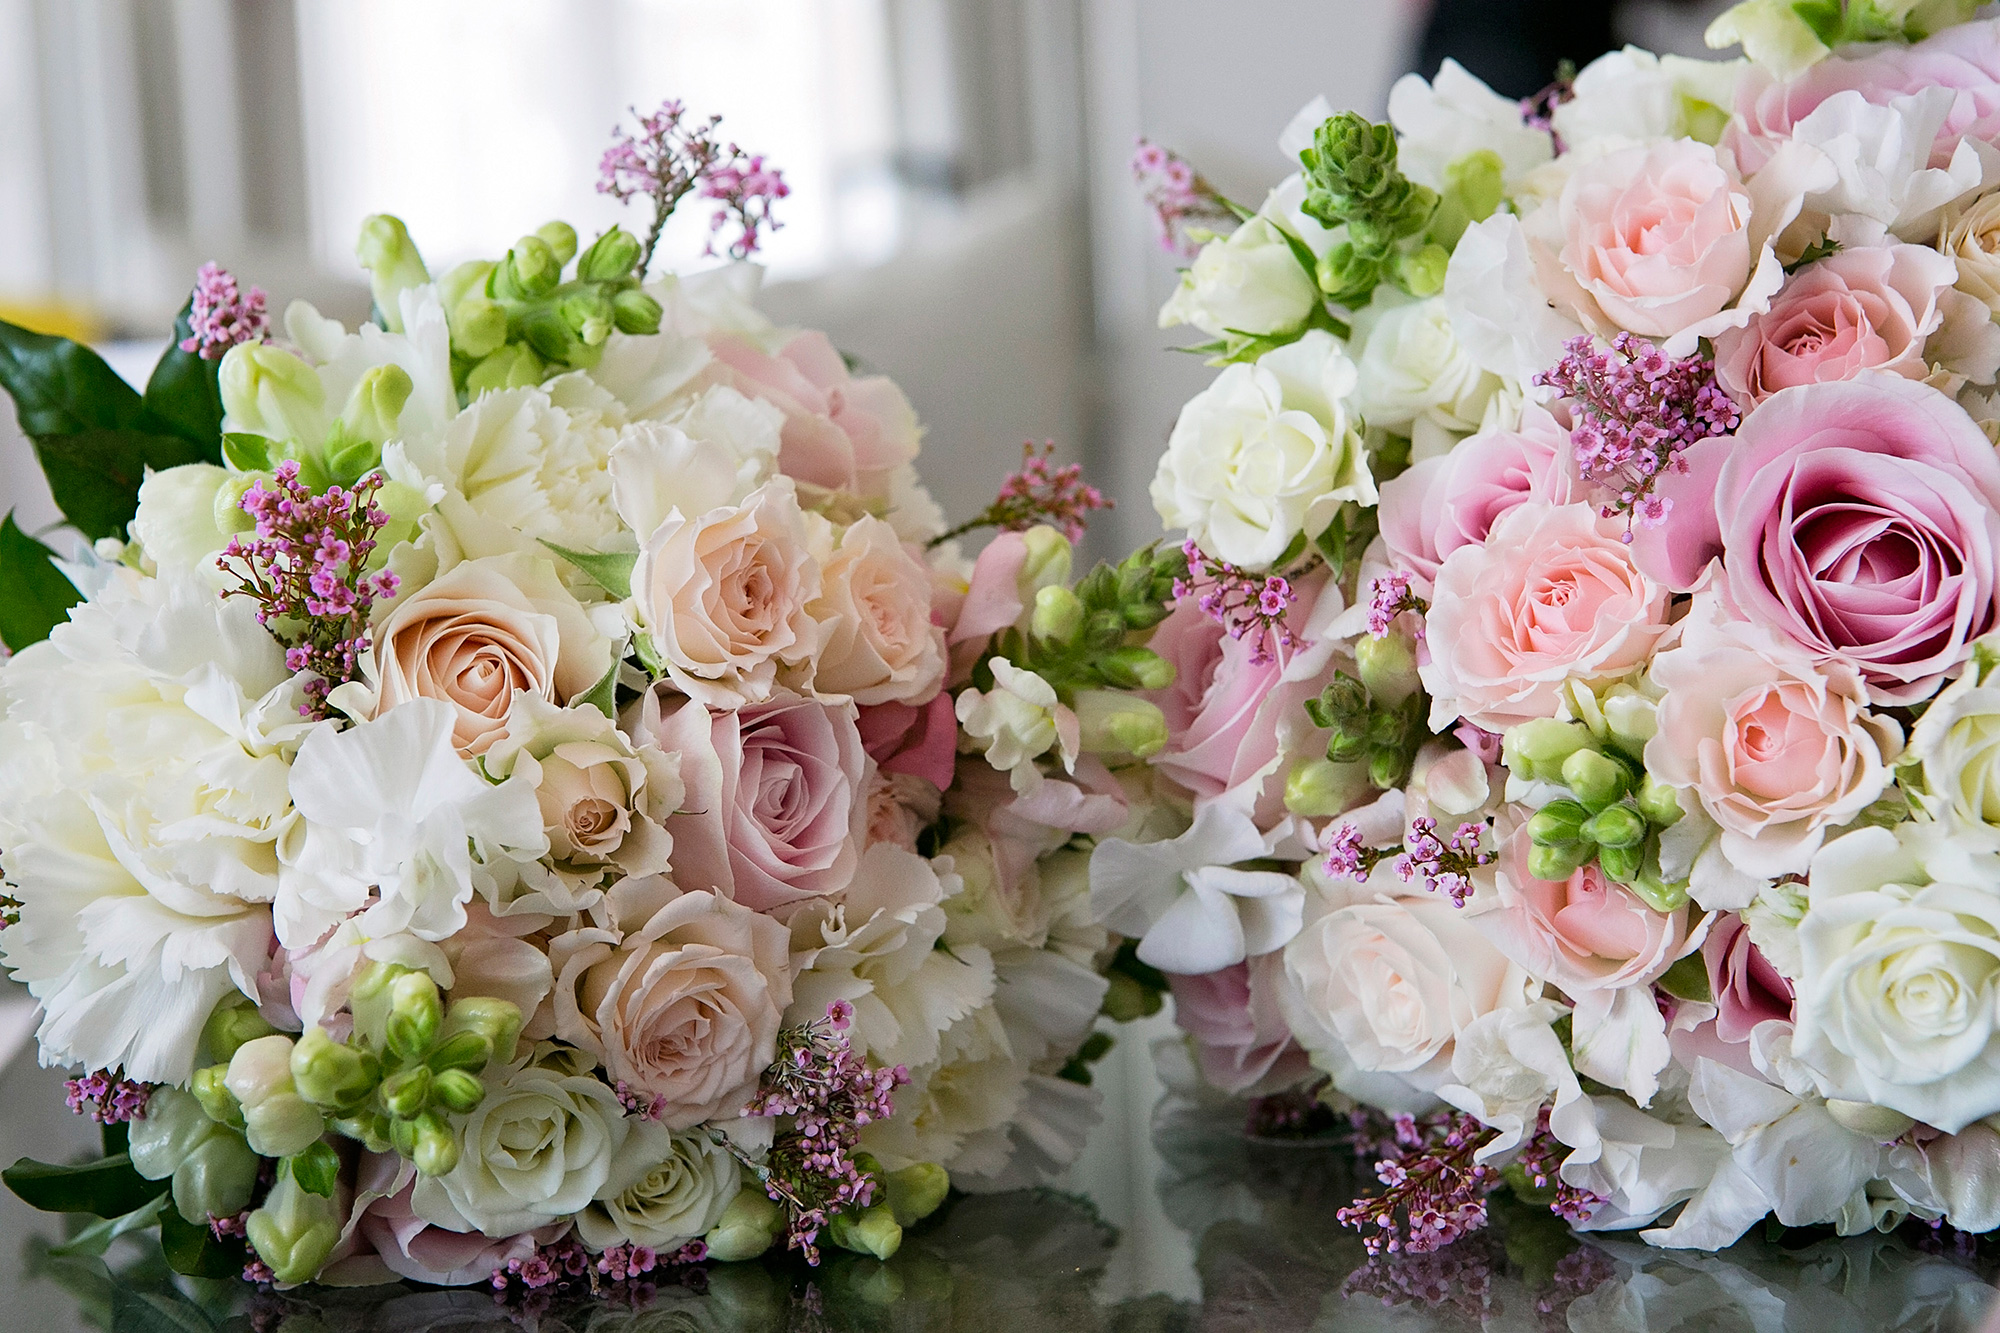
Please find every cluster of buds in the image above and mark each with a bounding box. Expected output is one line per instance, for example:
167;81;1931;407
1336;1111;1500;1256
217;461;399;717
1300;669;1428;795
1505;716;1686;906
179;262;270;360
1130;138;1236;259
599;98;789;270
932;441;1113;548
1175;540;1298;666
1298;112;1448;305
64;1070;153;1124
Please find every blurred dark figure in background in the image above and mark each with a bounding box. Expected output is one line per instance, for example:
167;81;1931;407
1414;0;1712;96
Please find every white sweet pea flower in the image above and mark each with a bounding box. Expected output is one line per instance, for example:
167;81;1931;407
276;698;547;952
1151;329;1372;570
1791;88;1998;248
1552;1093;1733;1232
956;659;1078;794
1437;999;1582;1158
1386;59;1553;194
1088;799;1303;974
284;287;459;453
1157;214;1319;341
1553;47;1747;152
1443;212;1584;392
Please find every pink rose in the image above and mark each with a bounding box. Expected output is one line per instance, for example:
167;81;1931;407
706;330;920;499
1725;20;2000;173
1378;402;1573;593
857;692;958;791
1556;139;1754;341
1419;502;1670;734
632;480;822;709
805;515;946;705
1639;376;2000;702
1702;913;1795;1046
650;691;867;912
1487;826;1688;996
1169;955;1313;1097
355;1172;568;1287
1713;244;1960;404
1646;596;1900;878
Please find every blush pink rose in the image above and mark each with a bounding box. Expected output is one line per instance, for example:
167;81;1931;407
349;1157;568;1287
1713;244;1960;404
1487;825;1688;995
1637;376;2000;702
650;691;868;912
1556;139;1754;341
1378;402;1573;593
707;330;920;499
1646;596;1900;878
1725;20;2000;173
805;515;946;706
1169;955;1314;1097
1702;913;1795;1046
1419;502;1670;734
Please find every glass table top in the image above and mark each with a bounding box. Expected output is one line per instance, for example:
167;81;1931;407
3;1003;1999;1331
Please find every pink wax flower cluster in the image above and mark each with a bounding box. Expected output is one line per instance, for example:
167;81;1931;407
178;261;269;359
1131;138;1235;259
64;1071;152;1125
598;98;787;266
1174;538;1297;666
1336;1112;1499;1256
935;440;1113;548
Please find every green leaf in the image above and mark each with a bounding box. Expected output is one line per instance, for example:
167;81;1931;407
0;511;83;651
158;1206;245;1282
579;658;620;720
0;319;147;436
46;1194;165;1258
221;431;273;472
110;1284;220;1333
4;1153;167;1219
1658;951;1714;1004
30;428;211;541
540;538;636;599
141;300;225;458
288;1140;340;1198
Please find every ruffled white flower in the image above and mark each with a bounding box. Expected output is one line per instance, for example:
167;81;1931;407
1157;215;1318;340
1443;212;1585;392
860;1000;1026;1171
425;384;624;555
1789;88;1997;249
1350;290;1503;458
1386;59;1554;194
956;659;1078;794
1552;47;1747;152
1151;329;1373;570
1089;799;1303;975
0;571;306;1083
1437;999;1581;1158
276;697;546;955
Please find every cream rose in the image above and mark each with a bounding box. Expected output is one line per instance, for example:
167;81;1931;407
803;516;946;706
1793;822;2000;1133
373;552;611;756
1157;214;1319;340
483;696;681;881
632;479;823;708
552;888;793;1128
1151;330;1375;571
1942;192;2000;317
574;1119;741;1251
1906;639;2000;828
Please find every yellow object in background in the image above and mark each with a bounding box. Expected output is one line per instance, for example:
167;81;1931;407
0;298;103;344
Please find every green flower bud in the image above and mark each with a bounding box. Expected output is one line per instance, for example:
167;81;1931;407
577;227;644;282
612;287;663;335
203;998;277;1067
828;1201;903;1261
1582;804;1647;850
338;364;413;449
1074;690;1168;759
442;996;524;1064
1355;631;1420;708
535;221;578;268
704;1186;784;1261
517;303;581;364
355;215;430;333
1097;647;1175;692
244;1092;326;1159
219;343;328;447
497;235;561;299
225;1034;298;1109
1562;748;1633;812
322;425;382;490
332;1109;392;1155
1637;774;1684;828
1596;840;1643;884
1031;585;1086;644
1018;525;1074;596
1502;718;1593;782
290;1026;380;1110
431;1067;486;1114
190;1064;244;1128
247;1172;342;1285
212;472;259;536
413;1112;460;1178
1526;841;1590;883
465;344;543;396
1100;971;1163;1023
427;1029;495;1075
1429;149;1505;249
1285;756;1365;817
883;1162;950;1227
386;972;443;1060
1395;242;1450;298
450;295;508;359
1368;746;1411;791
130;1088;259;1225
1630;845;1691;913
1524;799;1589;847
1601;685;1659;758
558;287;616;347
1315;242;1380;303
437;259;493;313
380;1065;434;1120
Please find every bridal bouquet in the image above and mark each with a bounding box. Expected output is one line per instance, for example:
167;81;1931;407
0;102;1151;1291
1109;0;2000;1256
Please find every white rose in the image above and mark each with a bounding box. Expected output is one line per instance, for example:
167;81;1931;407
1906;638;2000;829
955;659;1077;794
1552;47;1746;153
413;1059;630;1235
1793;822;2000;1132
1157;215;1317;340
574;1119;741;1251
1942;193;2000;317
1350;291;1502;458
1151;329;1373;570
1386;58;1554;195
1276;863;1536;1114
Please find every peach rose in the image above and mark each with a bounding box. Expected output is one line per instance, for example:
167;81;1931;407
1713;244;1961;404
552;887;793;1128
803;516;946;706
373;552;611;756
706;330;920;500
633;479;823;709
1646;596;1900;879
1419;502;1670;734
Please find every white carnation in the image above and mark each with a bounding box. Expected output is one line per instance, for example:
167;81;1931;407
1386;59;1554;194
